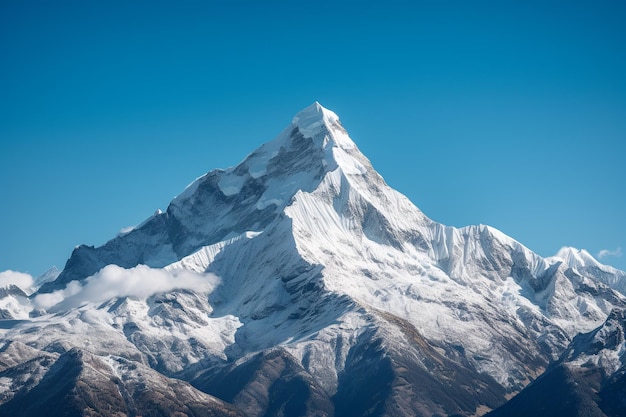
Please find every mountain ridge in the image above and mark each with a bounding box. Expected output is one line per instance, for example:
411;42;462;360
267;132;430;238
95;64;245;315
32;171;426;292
2;102;625;416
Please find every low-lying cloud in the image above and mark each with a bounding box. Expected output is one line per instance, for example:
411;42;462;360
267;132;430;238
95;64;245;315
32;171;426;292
0;270;34;292
597;247;622;260
34;264;219;311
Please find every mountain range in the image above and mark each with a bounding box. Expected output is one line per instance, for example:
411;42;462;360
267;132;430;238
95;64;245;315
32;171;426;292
1;102;625;416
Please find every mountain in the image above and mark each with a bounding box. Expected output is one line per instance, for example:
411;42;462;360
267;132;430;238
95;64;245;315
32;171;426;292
0;344;244;417
555;247;626;295
1;102;625;416
486;308;626;417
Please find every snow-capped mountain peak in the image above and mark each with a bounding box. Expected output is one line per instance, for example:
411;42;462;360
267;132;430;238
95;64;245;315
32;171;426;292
554;246;626;296
556;246;598;268
176;102;358;204
16;103;626;417
291;101;355;150
291;101;333;136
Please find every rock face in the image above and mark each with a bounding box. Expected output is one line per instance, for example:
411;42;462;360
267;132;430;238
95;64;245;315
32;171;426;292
487;308;626;417
0;346;244;417
1;102;625;416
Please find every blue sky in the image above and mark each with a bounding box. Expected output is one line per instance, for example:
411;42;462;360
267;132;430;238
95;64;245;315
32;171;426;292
1;0;624;275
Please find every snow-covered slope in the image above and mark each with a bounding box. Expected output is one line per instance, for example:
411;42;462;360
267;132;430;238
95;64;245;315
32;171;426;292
554;247;626;295
487;308;626;417
2;102;626;417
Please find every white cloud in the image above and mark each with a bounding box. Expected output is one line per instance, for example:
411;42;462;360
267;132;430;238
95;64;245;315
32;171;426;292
33;264;219;311
0;270;34;292
597;247;622;260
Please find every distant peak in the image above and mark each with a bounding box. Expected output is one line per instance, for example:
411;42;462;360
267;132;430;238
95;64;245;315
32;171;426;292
556;246;579;256
555;246;599;268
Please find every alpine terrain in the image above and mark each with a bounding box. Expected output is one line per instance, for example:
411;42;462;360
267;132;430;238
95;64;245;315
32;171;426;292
1;103;625;416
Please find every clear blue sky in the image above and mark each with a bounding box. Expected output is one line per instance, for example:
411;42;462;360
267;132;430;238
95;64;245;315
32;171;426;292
1;0;624;276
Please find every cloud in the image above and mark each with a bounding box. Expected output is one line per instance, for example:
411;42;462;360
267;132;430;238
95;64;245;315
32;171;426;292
33;264;219;311
0;270;34;292
597;247;622;260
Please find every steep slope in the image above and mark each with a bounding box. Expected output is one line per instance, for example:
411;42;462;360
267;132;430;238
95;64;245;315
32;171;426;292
196;348;335;417
0;345;244;417
40;103;361;293
487;308;626;417
2;102;625;416
556;247;626;296
0;285;29;320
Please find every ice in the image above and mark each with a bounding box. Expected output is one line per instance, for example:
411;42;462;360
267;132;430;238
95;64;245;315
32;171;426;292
217;172;246;196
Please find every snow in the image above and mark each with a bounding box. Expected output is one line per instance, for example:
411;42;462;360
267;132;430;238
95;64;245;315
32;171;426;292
292;102;356;150
173;172;208;202
256;198;282;210
33;266;60;290
218;171;246;196
556;246;592;268
240;129;290;179
292;102;333;139
166;231;262;273
332;147;367;175
553;246;626;295
255;171;315;211
553;246;618;273
0;294;32;320
276;105;625;385
118;226;136;236
3;101;626;405
568;313;626;376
